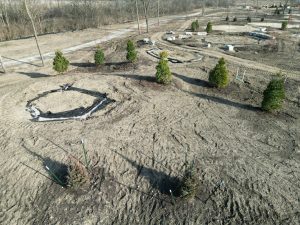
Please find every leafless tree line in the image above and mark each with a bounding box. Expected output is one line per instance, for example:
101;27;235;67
0;0;236;41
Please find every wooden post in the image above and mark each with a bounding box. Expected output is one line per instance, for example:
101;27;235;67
135;0;141;34
0;55;6;73
24;0;44;66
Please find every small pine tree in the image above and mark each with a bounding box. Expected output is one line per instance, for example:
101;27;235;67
126;40;137;63
94;47;105;66
233;17;237;22
156;51;172;84
209;58;229;88
261;78;285;112
191;20;200;32
195;20;199;30
206;22;212;33
179;162;199;200
191;22;196;31
281;21;288;30
261;17;265;22
53;51;69;73
247;16;251;22
160;51;168;59
225;16;229;21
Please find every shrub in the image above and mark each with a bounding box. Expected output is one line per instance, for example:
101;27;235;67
67;155;91;189
281;21;288;30
126;40;137;63
53;51;69;73
261;17;265;22
191;20;200;32
156;51;172;84
233;17;237;22
209;57;229;88
225;16;229;21
247;16;251;22
206;22;212;33
179;162;199;200
261;78;285;112
160;51;168;59
44;140;94;189
94;47;105;66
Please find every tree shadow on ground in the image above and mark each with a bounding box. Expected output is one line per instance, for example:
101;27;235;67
22;145;69;186
71;61;138;73
19;72;49;78
173;72;210;88
187;90;261;112
71;61;131;68
110;73;156;82
112;150;181;196
174;73;260;112
105;61;130;67
70;62;94;68
2;56;41;67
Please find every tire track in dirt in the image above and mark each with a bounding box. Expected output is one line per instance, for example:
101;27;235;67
191;98;300;223
98;85;298;224
1;10;299;223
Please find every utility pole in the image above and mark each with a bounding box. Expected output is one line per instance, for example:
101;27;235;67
24;0;44;66
202;0;205;16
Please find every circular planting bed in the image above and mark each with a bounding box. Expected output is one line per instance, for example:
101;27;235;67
26;84;114;122
146;48;203;63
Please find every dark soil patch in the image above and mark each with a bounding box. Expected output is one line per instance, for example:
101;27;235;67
134;77;169;92
72;56;152;74
72;61;138;73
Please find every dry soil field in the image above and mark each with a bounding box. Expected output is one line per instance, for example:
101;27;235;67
0;7;300;225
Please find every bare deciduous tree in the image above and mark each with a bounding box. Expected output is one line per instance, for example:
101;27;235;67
157;0;160;26
24;0;44;66
2;3;11;37
0;0;209;41
282;0;290;14
141;0;151;33
135;0;141;34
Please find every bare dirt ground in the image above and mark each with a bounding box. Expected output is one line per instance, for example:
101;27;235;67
0;8;300;225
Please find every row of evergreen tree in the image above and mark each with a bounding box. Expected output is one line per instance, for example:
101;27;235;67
53;40;285;112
